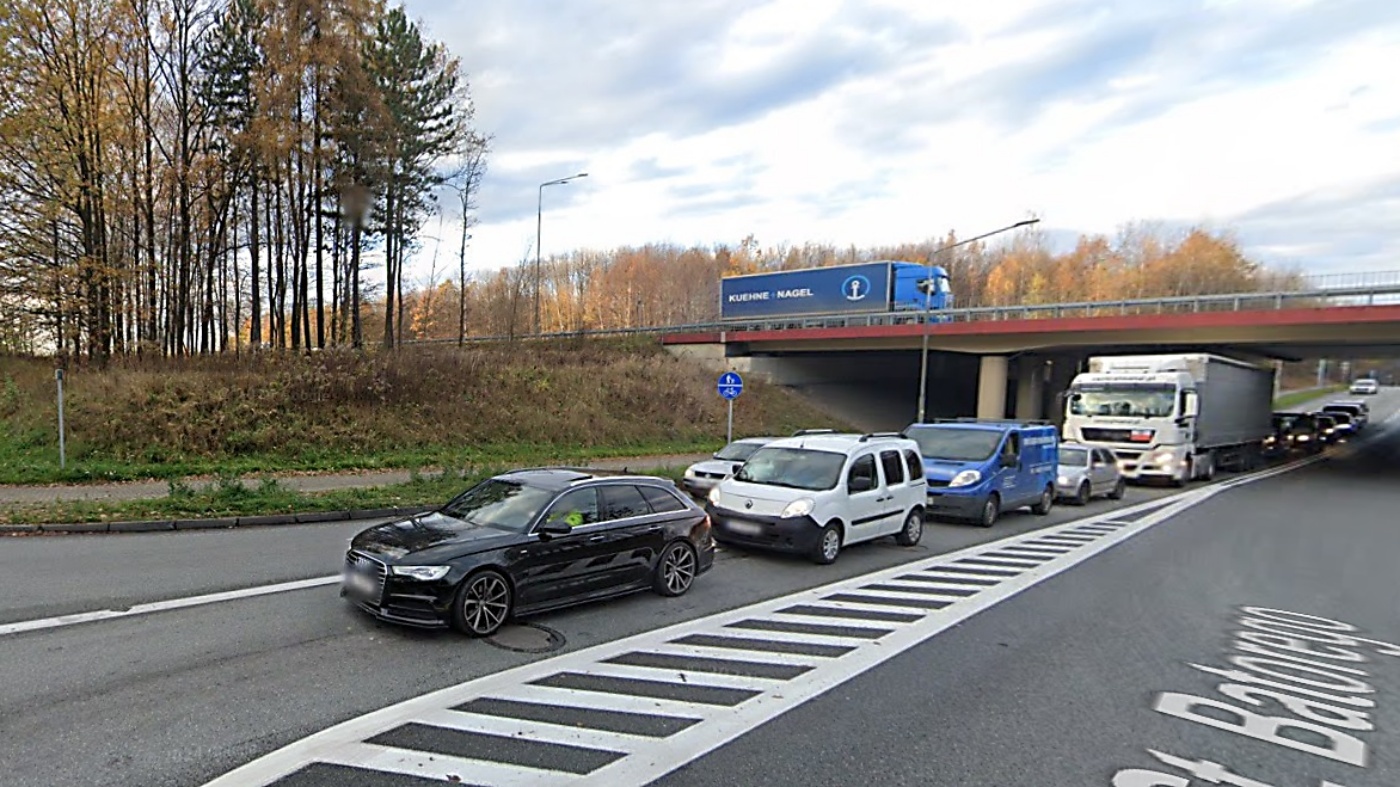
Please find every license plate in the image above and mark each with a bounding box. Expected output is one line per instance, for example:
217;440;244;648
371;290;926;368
342;570;379;597
727;520;763;536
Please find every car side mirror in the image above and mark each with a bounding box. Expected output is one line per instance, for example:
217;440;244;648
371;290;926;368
849;476;874;493
1182;392;1200;418
536;522;573;539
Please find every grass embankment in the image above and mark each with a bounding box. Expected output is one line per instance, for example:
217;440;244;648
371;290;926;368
0;338;840;486
1272;385;1346;411
0;466;690;526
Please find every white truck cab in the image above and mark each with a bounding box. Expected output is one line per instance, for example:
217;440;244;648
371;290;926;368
706;431;926;564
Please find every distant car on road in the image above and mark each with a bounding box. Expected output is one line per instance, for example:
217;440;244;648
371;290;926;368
1265;412;1316;457
682;436;780;497
706;432;926;564
1317;410;1356;440
1312;413;1341;445
342;468;714;637
1350;378;1380;395
1322;401;1369;430
1055;443;1126;505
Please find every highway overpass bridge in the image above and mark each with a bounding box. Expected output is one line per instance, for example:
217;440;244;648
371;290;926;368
659;285;1400;429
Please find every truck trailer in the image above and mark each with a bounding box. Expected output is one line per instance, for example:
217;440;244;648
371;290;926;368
1061;353;1275;485
719;261;951;321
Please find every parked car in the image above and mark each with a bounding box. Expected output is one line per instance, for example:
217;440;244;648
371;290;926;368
682;436;780;497
903;419;1059;527
1322;401;1369;430
341;469;715;636
706;432;926;564
1055;443;1126;505
1349;378;1380;395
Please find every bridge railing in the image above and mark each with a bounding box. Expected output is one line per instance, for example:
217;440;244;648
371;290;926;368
406;275;1400;345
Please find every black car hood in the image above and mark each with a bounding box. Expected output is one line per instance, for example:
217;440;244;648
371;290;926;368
351;511;524;560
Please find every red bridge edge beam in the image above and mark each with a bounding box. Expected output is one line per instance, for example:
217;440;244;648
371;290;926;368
660;304;1400;345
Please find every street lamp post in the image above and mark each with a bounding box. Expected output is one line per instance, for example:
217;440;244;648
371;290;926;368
536;172;588;335
916;218;1040;423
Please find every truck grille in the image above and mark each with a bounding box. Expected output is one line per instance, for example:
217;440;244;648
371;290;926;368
344;550;387;604
1081;427;1154;443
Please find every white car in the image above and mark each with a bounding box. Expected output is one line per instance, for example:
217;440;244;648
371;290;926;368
681;436;779;497
706;432;926;564
1349;378;1380;395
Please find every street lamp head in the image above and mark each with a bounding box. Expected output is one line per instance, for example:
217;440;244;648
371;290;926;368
1013;218;1041;229
575;172;589;179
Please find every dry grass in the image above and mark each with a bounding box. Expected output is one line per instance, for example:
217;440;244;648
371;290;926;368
0;339;842;483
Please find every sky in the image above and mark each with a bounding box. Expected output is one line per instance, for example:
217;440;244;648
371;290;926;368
401;0;1400;287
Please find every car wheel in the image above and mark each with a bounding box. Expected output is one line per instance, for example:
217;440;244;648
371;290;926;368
1107;477;1126;500
1031;485;1054;515
811;523;842;565
977;494;1000;528
451;570;513;638
653;541;698;597
895;510;923;547
1073;481;1091;506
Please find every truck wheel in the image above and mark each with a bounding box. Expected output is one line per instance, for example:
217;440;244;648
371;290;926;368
1031;485;1054;516
1201;452;1216;481
1073;482;1091;506
1170;459;1192;488
977;495;1000;528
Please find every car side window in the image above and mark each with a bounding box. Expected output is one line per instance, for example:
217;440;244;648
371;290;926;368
879;450;905;485
847;454;877;493
638;485;686;514
542;488;600;529
904;449;922;481
1001;432;1020;465
600;485;651;520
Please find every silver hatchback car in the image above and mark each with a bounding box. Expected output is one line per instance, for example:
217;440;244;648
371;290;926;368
1055;443;1127;505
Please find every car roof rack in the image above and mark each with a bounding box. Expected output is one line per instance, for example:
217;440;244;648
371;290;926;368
858;431;905;442
792;428;838;436
921;418;1054;426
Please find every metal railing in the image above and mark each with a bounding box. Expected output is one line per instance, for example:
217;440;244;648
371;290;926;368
408;272;1400;346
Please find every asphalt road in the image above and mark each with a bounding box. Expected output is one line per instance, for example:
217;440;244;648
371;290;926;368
0;391;1394;787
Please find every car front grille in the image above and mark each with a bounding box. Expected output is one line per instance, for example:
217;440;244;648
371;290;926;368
926;478;950;489
345;550;387;604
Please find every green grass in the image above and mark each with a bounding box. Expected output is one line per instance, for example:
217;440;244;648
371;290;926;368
1273;385;1346;411
0;465;691;526
0;341;846;485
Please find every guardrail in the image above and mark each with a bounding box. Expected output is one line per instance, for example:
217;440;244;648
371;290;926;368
409;277;1400;346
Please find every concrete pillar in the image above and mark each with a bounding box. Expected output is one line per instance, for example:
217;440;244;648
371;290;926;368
1015;356;1046;421
976;355;1010;420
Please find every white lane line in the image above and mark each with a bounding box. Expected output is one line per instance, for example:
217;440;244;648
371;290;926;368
0;575;340;638
415;708;652;754
203;457;1317;787
319;742;576;786
575;662;787;691
760;612;899;631
797;598;933;617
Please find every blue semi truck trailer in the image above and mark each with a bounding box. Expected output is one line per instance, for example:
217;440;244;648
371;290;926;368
719;261;951;321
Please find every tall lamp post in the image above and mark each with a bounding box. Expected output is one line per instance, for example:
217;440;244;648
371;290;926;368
536;172;588;335
915;217;1040;423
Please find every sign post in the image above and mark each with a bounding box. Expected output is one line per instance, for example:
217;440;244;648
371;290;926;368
55;368;66;471
716;372;744;444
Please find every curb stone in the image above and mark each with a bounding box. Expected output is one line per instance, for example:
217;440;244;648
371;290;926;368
24;505;437;536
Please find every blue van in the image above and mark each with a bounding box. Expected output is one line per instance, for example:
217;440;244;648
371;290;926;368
902;420;1060;527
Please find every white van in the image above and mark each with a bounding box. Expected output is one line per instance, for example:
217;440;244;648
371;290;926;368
706;431;926;564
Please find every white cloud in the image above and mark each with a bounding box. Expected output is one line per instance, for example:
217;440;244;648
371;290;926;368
403;0;1400;284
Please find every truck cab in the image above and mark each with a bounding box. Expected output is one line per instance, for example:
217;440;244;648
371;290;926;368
902;420;1059;527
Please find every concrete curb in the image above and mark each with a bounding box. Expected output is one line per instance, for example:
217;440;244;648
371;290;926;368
28;505;436;535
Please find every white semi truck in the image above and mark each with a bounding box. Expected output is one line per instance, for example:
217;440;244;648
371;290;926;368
1061;354;1275;485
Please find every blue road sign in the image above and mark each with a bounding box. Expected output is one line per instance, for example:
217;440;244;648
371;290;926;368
717;372;744;400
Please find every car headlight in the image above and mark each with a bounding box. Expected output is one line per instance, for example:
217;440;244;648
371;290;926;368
780;498;815;519
1057;475;1070;486
1152;450;1176;466
949;470;982;488
390;565;451;581
684;467;698;478
708;487;721;506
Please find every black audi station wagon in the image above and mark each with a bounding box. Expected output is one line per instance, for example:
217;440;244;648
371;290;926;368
342;468;715;636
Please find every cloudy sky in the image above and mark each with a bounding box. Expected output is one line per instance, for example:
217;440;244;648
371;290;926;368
402;0;1400;285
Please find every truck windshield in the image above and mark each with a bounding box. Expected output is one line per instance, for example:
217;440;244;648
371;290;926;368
903;426;1002;462
1069;386;1177;418
733;447;846;491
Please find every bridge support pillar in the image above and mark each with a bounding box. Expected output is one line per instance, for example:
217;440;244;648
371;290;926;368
977;355;1010;419
1015;356;1046;421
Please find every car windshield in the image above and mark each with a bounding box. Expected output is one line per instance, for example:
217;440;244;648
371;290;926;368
904;426;1003;462
733;447;846;491
715;441;765;461
1059;447;1089;466
439;479;556;533
1069;385;1177;417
